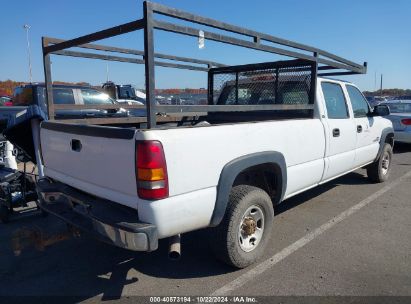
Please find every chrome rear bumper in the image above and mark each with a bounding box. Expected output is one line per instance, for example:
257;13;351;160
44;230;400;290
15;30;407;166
37;178;158;252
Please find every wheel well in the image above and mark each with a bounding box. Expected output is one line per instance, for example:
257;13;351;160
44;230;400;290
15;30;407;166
232;163;282;204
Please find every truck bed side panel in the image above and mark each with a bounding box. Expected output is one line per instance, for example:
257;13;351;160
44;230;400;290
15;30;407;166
141;119;326;198
40;119;325;237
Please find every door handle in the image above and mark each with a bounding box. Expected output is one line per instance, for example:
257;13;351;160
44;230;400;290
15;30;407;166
332;128;340;137
357;125;363;133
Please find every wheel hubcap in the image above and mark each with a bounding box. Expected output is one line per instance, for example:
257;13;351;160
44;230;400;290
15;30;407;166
381;152;390;175
238;205;264;252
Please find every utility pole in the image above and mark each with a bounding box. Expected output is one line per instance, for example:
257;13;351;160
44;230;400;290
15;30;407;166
374;71;377;91
380;74;383;97
23;24;33;83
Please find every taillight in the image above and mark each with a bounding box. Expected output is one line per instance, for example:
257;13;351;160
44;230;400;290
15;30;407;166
136;140;169;200
4;102;13;106
401;118;411;125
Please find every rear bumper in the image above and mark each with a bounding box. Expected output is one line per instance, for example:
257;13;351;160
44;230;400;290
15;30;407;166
37;178;158;252
394;131;411;144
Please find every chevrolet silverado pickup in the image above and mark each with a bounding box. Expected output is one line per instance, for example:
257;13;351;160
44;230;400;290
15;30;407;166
38;76;393;268
33;1;394;268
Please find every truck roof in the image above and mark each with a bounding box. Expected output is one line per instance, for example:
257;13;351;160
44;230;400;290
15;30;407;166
222;76;353;86
16;83;98;90
318;77;353;84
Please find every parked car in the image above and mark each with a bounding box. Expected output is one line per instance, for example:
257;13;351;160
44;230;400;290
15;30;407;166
12;83;128;119
0;96;12;106
366;96;388;107
0;84;130;163
394;96;411;101
102;82;146;116
381;100;411;143
0;83;129;134
102;82;146;104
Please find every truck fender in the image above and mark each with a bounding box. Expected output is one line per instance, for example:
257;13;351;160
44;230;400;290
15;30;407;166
374;127;394;162
209;151;287;227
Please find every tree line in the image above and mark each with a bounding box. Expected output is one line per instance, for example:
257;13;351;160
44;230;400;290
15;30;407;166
363;88;411;97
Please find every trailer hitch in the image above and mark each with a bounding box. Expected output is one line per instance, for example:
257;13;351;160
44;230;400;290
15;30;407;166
11;225;81;256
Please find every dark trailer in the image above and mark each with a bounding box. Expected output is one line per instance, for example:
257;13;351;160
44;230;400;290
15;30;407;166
41;1;367;129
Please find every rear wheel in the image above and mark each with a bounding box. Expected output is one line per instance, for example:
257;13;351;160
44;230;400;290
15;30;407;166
367;143;393;183
209;185;274;268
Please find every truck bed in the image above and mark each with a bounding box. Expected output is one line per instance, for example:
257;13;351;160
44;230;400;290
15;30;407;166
40;117;325;205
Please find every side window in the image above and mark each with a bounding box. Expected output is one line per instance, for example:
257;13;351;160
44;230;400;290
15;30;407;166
346;85;369;118
321;82;349;119
53;88;75;104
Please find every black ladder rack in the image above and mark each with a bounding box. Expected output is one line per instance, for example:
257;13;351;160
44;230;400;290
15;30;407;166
42;1;367;128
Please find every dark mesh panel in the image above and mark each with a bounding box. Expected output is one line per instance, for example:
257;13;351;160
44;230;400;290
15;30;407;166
211;61;314;106
212;73;236;104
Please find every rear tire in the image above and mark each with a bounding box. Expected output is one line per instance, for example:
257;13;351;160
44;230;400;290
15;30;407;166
209;185;274;268
367;143;393;183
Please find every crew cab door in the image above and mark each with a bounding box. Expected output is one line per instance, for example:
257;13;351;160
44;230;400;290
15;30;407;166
345;85;380;167
321;81;356;181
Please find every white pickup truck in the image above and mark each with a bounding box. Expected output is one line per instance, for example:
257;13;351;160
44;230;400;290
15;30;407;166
37;76;393;268
33;1;394;268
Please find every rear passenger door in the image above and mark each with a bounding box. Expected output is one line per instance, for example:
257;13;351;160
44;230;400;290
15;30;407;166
321;81;356;181
345;85;380;167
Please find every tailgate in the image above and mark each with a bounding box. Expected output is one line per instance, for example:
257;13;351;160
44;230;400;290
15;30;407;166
40;121;138;208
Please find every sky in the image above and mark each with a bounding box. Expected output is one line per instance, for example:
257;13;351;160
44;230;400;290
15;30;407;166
1;0;410;91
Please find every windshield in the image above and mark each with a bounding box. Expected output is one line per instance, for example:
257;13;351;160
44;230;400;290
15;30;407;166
383;103;411;113
80;88;116;105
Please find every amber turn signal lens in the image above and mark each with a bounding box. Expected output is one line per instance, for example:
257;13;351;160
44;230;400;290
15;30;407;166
137;168;165;181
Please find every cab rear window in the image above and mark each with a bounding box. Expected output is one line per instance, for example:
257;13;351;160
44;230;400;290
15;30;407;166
37;87;76;105
217;81;309;105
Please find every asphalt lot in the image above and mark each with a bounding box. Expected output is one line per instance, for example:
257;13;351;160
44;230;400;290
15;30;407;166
0;144;410;301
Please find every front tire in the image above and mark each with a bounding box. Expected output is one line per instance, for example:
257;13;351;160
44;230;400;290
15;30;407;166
367;143;393;183
209;185;274;268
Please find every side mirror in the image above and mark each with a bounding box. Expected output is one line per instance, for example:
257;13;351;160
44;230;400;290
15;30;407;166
372;104;390;116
